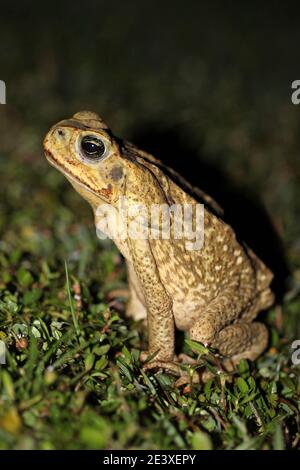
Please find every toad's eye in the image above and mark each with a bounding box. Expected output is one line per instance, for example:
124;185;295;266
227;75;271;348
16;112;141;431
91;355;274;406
80;135;106;160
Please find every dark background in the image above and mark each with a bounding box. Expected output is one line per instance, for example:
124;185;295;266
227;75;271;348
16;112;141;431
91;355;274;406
1;1;300;294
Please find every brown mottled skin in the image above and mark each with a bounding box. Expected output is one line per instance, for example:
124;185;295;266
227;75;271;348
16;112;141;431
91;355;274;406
44;111;274;382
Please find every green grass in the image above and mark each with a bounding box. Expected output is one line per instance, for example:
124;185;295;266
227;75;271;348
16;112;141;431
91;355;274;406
0;158;299;450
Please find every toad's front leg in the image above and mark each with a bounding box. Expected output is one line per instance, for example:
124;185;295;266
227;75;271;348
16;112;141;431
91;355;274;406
128;237;175;363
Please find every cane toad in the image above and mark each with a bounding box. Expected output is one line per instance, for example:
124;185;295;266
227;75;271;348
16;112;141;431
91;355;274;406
44;111;274;380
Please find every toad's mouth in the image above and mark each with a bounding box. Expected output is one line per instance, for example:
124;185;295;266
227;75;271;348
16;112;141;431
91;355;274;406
44;149;113;200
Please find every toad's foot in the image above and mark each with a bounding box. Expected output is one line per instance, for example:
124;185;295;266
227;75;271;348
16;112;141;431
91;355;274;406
143;360;201;385
141;354;201;385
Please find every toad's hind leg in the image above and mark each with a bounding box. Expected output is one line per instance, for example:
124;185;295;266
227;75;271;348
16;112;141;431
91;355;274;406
188;289;251;345
241;287;274;322
211;321;268;370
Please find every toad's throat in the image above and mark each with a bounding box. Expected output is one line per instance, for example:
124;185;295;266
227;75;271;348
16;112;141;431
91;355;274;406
44;150;112;199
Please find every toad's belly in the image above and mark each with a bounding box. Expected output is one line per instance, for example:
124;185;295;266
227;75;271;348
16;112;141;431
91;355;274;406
172;296;207;331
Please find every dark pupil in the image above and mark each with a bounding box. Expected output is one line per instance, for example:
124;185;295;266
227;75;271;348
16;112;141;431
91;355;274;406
81;136;105;159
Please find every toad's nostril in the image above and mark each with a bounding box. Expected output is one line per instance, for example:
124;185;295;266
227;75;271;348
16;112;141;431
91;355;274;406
57;129;65;137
